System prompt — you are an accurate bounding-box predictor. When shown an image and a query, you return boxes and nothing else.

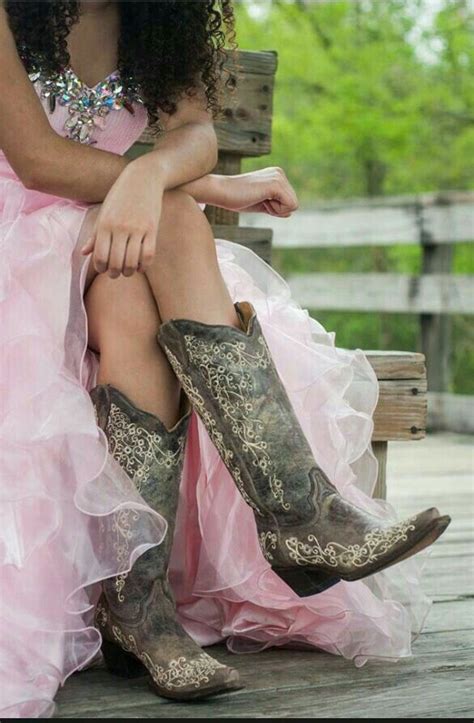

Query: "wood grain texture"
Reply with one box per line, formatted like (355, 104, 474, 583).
(138, 49, 278, 157)
(373, 379, 428, 441)
(421, 243, 454, 393)
(286, 272, 474, 315)
(241, 191, 474, 248)
(365, 351, 426, 380)
(365, 352, 428, 441)
(54, 629, 474, 718)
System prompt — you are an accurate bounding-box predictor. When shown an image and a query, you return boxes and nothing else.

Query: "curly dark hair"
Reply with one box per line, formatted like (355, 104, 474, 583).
(5, 0, 238, 132)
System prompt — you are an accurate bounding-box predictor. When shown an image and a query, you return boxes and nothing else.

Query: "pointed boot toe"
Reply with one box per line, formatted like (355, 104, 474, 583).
(336, 507, 452, 582)
(148, 658, 244, 701)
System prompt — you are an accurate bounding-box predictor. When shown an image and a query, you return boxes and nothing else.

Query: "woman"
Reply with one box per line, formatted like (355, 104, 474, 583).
(0, 0, 450, 717)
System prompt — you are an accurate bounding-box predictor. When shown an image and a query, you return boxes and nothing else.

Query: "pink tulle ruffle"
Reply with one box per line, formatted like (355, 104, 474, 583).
(1, 166, 433, 719)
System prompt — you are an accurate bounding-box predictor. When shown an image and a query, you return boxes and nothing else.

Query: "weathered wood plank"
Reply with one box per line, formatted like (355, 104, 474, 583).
(429, 541, 474, 558)
(138, 50, 278, 157)
(244, 204, 420, 249)
(426, 580, 474, 600)
(422, 195, 474, 245)
(373, 379, 427, 441)
(286, 272, 474, 315)
(423, 552, 473, 575)
(423, 597, 474, 634)
(365, 350, 426, 380)
(56, 675, 474, 719)
(220, 48, 279, 76)
(241, 191, 474, 248)
(54, 630, 474, 719)
(421, 242, 454, 393)
(213, 71, 277, 157)
(421, 559, 474, 599)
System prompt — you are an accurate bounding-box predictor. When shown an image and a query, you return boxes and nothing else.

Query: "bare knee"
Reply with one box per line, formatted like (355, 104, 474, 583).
(155, 189, 216, 263)
(85, 272, 160, 353)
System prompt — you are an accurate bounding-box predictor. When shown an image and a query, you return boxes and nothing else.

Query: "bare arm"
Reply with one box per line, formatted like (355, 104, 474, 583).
(0, 7, 216, 204)
(0, 7, 297, 225)
(0, 6, 130, 202)
(125, 79, 218, 192)
(81, 77, 219, 275)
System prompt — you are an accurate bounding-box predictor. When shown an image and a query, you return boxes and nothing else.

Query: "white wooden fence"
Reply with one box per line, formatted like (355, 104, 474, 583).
(241, 191, 474, 433)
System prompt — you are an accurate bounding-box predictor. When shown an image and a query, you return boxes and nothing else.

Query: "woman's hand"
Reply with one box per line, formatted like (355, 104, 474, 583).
(81, 160, 163, 278)
(219, 167, 299, 217)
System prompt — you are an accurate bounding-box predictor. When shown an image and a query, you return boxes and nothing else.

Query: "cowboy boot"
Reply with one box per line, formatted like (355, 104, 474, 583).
(157, 301, 451, 597)
(90, 384, 242, 700)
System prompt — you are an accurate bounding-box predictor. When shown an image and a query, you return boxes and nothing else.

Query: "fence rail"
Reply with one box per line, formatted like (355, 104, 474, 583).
(241, 190, 474, 433)
(247, 191, 474, 248)
(287, 272, 473, 315)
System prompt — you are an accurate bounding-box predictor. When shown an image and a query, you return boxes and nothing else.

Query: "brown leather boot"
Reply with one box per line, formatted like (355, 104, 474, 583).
(157, 301, 451, 597)
(90, 384, 242, 700)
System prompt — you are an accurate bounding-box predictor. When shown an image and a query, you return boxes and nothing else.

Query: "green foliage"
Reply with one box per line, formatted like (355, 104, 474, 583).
(236, 0, 474, 198)
(234, 1, 473, 394)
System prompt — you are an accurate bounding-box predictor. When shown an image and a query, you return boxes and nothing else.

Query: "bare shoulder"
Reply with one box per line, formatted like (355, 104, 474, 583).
(0, 4, 55, 180)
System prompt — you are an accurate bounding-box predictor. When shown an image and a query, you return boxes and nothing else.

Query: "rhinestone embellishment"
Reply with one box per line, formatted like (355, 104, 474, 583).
(28, 63, 143, 145)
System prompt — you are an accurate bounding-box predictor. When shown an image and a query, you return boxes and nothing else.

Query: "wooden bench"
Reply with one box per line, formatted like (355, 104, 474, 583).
(132, 49, 427, 501)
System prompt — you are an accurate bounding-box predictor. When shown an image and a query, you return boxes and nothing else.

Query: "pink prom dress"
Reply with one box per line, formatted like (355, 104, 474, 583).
(0, 67, 432, 718)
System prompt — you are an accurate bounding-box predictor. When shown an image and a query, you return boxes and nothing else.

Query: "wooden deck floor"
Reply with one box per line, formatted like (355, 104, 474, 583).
(54, 433, 474, 719)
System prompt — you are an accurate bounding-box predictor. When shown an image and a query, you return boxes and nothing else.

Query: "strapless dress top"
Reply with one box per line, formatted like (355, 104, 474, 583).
(28, 64, 149, 155)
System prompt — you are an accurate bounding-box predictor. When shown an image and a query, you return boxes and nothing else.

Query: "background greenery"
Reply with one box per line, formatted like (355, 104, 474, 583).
(234, 0, 474, 393)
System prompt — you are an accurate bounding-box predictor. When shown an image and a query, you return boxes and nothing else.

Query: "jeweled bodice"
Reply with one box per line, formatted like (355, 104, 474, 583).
(28, 65, 149, 155)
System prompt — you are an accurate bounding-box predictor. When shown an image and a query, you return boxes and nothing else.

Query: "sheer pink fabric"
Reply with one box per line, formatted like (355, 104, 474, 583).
(0, 83, 432, 718)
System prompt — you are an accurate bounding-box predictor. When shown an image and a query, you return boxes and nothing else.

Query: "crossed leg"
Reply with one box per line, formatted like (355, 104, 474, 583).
(82, 189, 240, 428)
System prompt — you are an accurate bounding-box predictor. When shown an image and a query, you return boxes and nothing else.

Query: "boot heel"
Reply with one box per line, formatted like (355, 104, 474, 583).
(275, 567, 341, 597)
(101, 638, 147, 679)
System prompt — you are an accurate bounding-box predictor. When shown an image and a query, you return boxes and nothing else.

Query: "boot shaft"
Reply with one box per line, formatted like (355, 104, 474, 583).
(90, 384, 191, 615)
(157, 303, 333, 526)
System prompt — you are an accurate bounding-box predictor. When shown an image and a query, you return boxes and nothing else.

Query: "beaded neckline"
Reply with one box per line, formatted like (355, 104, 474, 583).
(28, 62, 144, 145)
(64, 65, 120, 91)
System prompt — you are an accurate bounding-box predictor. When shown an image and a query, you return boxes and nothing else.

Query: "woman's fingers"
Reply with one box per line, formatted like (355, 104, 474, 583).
(273, 189, 297, 214)
(107, 232, 129, 278)
(263, 198, 292, 218)
(89, 222, 157, 278)
(92, 229, 112, 274)
(123, 234, 143, 276)
(139, 231, 157, 272)
(269, 170, 299, 215)
(263, 200, 276, 215)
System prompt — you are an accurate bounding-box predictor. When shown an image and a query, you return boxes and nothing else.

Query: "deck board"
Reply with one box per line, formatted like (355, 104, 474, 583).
(54, 433, 474, 719)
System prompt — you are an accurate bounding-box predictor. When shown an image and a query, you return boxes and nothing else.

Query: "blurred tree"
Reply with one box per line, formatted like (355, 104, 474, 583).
(234, 1, 474, 393)
(235, 0, 474, 200)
